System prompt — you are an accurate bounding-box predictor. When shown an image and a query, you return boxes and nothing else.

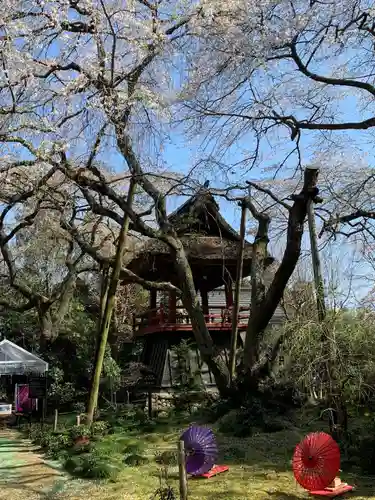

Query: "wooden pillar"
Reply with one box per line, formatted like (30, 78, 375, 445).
(168, 290, 177, 323)
(150, 289, 157, 309)
(224, 279, 233, 307)
(149, 289, 157, 324)
(201, 288, 209, 316)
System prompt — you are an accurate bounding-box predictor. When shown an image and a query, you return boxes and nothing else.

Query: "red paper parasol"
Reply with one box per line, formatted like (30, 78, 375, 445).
(292, 432, 341, 491)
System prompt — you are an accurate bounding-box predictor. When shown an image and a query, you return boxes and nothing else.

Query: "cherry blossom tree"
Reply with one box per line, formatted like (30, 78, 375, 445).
(183, 0, 375, 162)
(183, 0, 375, 298)
(0, 1, 234, 403)
(0, 0, 336, 401)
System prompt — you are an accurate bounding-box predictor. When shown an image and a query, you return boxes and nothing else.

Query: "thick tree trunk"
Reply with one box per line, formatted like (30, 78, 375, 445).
(37, 273, 77, 344)
(242, 168, 320, 386)
(246, 210, 270, 369)
(169, 237, 232, 398)
(86, 181, 135, 425)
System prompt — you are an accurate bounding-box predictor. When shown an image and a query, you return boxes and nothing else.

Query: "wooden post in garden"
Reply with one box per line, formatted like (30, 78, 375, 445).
(307, 196, 326, 322)
(306, 167, 345, 440)
(76, 414, 81, 426)
(53, 409, 58, 432)
(178, 440, 188, 500)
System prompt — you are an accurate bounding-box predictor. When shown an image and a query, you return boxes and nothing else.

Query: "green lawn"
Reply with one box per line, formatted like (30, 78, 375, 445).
(58, 421, 375, 500)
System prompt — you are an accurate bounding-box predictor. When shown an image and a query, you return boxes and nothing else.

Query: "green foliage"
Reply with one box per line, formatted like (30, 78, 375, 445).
(341, 415, 375, 474)
(217, 407, 256, 437)
(123, 441, 149, 466)
(65, 451, 121, 480)
(124, 453, 149, 466)
(27, 420, 123, 479)
(196, 396, 234, 422)
(102, 403, 160, 434)
(154, 450, 178, 467)
(45, 433, 71, 459)
(91, 420, 109, 437)
(49, 368, 78, 404)
(281, 310, 375, 408)
(69, 424, 91, 441)
(212, 392, 295, 437)
(73, 402, 86, 414)
(124, 442, 143, 455)
(0, 309, 39, 342)
(102, 351, 122, 392)
(28, 424, 71, 460)
(170, 340, 206, 413)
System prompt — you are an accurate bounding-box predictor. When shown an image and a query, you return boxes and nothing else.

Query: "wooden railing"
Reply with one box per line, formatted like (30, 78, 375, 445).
(133, 305, 250, 334)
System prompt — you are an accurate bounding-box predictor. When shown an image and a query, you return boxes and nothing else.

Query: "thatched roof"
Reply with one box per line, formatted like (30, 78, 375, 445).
(167, 189, 242, 241)
(125, 190, 274, 287)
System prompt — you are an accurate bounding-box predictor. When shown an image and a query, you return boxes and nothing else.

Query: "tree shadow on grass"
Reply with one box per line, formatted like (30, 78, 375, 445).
(0, 448, 37, 453)
(204, 492, 249, 499)
(0, 463, 41, 470)
(266, 493, 303, 499)
(0, 482, 65, 498)
(0, 440, 24, 446)
(216, 429, 300, 474)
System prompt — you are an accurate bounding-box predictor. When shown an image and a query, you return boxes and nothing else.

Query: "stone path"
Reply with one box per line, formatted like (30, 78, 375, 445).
(0, 431, 68, 499)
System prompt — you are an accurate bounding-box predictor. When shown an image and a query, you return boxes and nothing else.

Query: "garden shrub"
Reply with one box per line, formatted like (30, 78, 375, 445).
(123, 453, 149, 466)
(262, 414, 293, 433)
(91, 420, 109, 437)
(217, 408, 254, 437)
(72, 402, 86, 414)
(123, 440, 149, 466)
(199, 397, 237, 423)
(69, 424, 91, 442)
(215, 392, 293, 436)
(65, 452, 121, 480)
(44, 432, 71, 459)
(154, 450, 178, 466)
(27, 424, 71, 460)
(101, 404, 156, 433)
(26, 420, 124, 479)
(170, 340, 207, 414)
(140, 418, 158, 432)
(28, 423, 46, 444)
(348, 415, 375, 474)
(123, 442, 144, 455)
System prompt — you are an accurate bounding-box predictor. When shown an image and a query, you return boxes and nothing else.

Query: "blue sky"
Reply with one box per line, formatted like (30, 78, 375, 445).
(3, 7, 374, 308)
(154, 91, 375, 307)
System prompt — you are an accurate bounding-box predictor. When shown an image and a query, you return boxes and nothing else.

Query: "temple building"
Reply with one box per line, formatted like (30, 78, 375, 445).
(125, 189, 285, 394)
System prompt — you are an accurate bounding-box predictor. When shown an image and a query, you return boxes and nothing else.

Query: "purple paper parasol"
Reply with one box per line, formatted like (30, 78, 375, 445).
(180, 426, 218, 476)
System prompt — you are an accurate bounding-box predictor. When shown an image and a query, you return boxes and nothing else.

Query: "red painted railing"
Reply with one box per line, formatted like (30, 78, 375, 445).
(133, 305, 250, 335)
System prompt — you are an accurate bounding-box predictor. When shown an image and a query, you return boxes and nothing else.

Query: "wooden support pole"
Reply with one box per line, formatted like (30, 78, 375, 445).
(307, 198, 326, 322)
(150, 289, 157, 309)
(169, 290, 177, 323)
(224, 278, 233, 307)
(306, 172, 343, 439)
(229, 201, 247, 382)
(178, 440, 188, 500)
(148, 390, 152, 419)
(201, 288, 209, 316)
(53, 409, 58, 432)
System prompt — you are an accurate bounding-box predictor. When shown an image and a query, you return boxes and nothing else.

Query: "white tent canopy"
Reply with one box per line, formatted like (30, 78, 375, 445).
(0, 340, 48, 375)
